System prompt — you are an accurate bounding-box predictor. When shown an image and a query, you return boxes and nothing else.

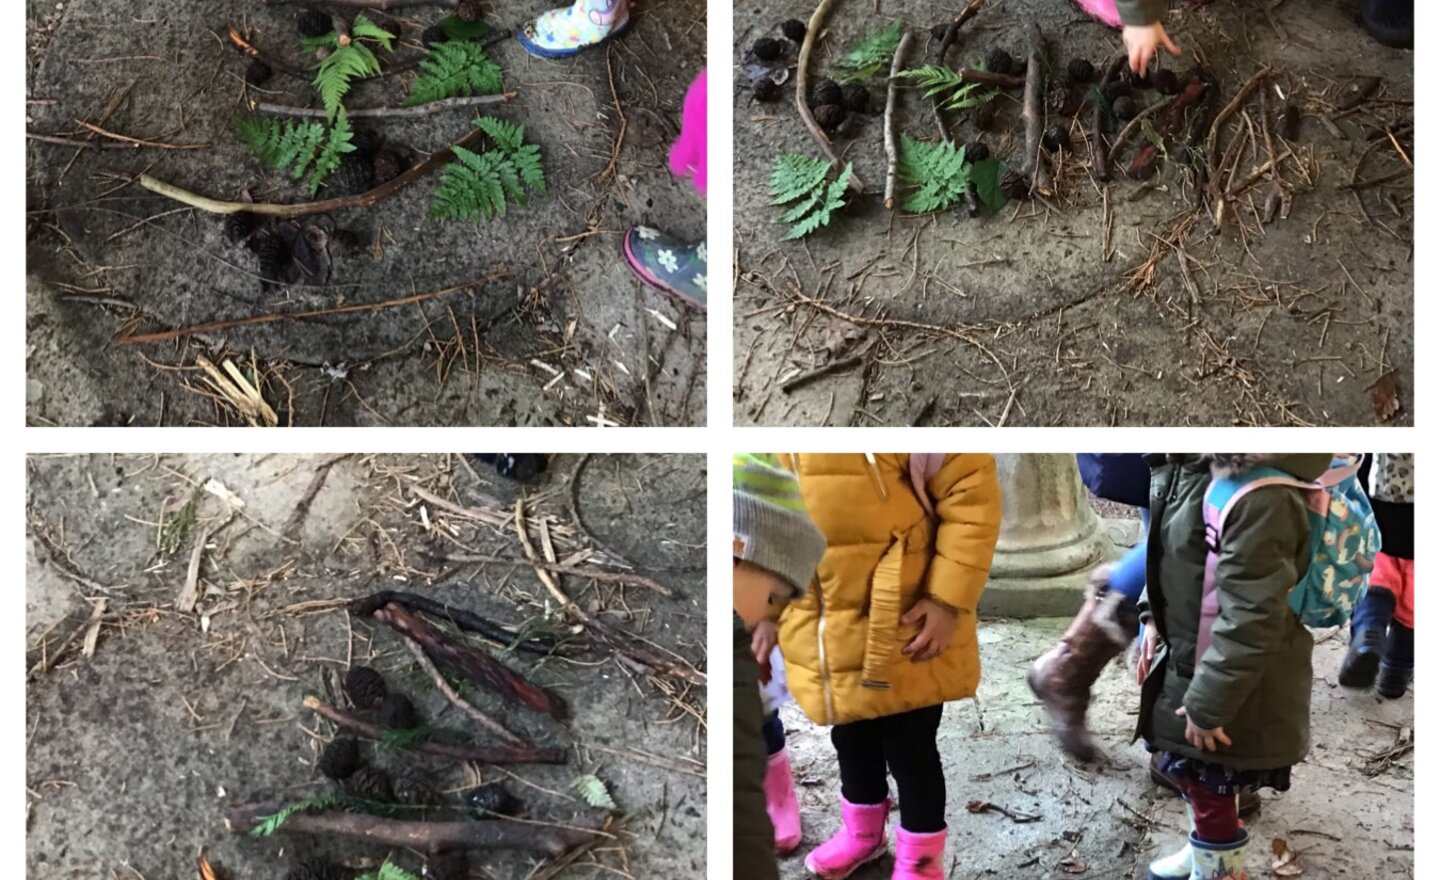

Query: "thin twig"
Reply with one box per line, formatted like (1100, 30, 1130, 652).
(593, 45, 626, 185)
(74, 121, 207, 150)
(302, 695, 567, 763)
(401, 636, 531, 748)
(883, 32, 912, 209)
(114, 268, 509, 345)
(435, 552, 674, 597)
(253, 93, 516, 119)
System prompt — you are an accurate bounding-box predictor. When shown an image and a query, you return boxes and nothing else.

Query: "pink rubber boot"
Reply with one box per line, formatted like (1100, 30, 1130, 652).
(765, 749, 803, 855)
(1073, 0, 1122, 28)
(804, 797, 889, 879)
(892, 827, 947, 880)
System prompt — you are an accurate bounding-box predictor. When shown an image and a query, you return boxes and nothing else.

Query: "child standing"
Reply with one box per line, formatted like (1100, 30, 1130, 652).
(778, 454, 1002, 880)
(1341, 452, 1415, 698)
(1136, 454, 1329, 879)
(733, 454, 829, 880)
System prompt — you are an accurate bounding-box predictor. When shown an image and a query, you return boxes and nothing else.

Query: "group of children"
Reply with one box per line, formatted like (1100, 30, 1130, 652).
(734, 453, 1412, 880)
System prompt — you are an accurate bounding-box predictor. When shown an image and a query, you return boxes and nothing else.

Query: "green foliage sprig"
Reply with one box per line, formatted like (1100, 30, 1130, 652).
(572, 774, 618, 810)
(249, 795, 341, 837)
(235, 110, 356, 195)
(894, 64, 1000, 112)
(404, 41, 504, 107)
(431, 117, 546, 221)
(305, 14, 396, 120)
(769, 153, 853, 240)
(834, 22, 904, 84)
(356, 863, 422, 880)
(897, 136, 1008, 214)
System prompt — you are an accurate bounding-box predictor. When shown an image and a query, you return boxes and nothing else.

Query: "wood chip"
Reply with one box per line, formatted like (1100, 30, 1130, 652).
(81, 598, 107, 658)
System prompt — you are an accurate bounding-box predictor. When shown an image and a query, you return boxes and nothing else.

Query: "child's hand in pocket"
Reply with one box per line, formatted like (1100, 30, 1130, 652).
(1137, 623, 1159, 685)
(901, 598, 957, 662)
(1176, 707, 1232, 752)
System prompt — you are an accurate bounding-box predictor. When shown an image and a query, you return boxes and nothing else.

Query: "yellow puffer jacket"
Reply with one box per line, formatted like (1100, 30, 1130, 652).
(778, 454, 1002, 726)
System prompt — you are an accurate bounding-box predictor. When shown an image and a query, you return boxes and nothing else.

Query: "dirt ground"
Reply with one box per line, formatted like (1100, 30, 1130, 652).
(733, 0, 1412, 426)
(26, 1, 706, 427)
(772, 617, 1414, 878)
(25, 453, 707, 878)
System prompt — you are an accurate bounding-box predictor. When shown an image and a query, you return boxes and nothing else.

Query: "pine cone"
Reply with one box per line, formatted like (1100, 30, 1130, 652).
(465, 781, 522, 816)
(752, 37, 782, 62)
(780, 19, 806, 43)
(317, 736, 362, 780)
(286, 858, 343, 880)
(985, 48, 1013, 76)
(456, 0, 485, 22)
(382, 692, 420, 730)
(327, 154, 375, 197)
(349, 128, 380, 159)
(371, 148, 406, 186)
(809, 78, 841, 109)
(1067, 58, 1095, 83)
(346, 765, 395, 802)
(1000, 170, 1030, 200)
(344, 665, 388, 709)
(223, 211, 259, 244)
(254, 232, 292, 292)
(297, 10, 332, 38)
(813, 104, 846, 132)
(841, 83, 869, 113)
(422, 25, 448, 48)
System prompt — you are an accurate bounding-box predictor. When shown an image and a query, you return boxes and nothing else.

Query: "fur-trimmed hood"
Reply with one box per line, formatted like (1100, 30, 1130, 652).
(1198, 453, 1333, 481)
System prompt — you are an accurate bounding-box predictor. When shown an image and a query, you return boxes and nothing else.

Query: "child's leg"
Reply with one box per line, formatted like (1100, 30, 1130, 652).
(762, 710, 786, 756)
(830, 717, 888, 805)
(518, 0, 631, 59)
(1378, 617, 1414, 698)
(1178, 780, 1241, 844)
(880, 705, 946, 832)
(1340, 576, 1397, 688)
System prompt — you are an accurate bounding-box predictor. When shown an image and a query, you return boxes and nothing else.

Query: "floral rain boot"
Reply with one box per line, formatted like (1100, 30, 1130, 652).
(804, 797, 889, 879)
(765, 749, 803, 854)
(892, 827, 946, 880)
(622, 226, 707, 310)
(518, 0, 631, 58)
(1188, 829, 1250, 880)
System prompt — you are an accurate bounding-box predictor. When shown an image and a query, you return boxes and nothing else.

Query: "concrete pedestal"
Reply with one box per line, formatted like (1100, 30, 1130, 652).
(978, 454, 1121, 618)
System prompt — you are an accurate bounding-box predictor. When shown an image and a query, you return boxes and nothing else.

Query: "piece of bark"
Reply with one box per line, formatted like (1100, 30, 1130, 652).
(302, 695, 568, 763)
(373, 603, 569, 720)
(350, 590, 559, 654)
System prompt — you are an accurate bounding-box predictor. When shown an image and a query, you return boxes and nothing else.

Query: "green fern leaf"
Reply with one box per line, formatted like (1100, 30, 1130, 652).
(777, 190, 825, 223)
(834, 21, 903, 84)
(898, 136, 973, 213)
(356, 862, 423, 880)
(431, 118, 545, 222)
(969, 157, 1008, 210)
(350, 13, 397, 51)
(573, 774, 618, 810)
(769, 152, 831, 205)
(249, 795, 339, 837)
(378, 722, 432, 751)
(301, 32, 340, 53)
(438, 15, 492, 41)
(308, 110, 356, 195)
(315, 42, 382, 121)
(405, 41, 503, 106)
(895, 65, 999, 112)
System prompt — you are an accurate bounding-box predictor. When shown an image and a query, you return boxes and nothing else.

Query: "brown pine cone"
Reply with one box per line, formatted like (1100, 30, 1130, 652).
(344, 666, 387, 709)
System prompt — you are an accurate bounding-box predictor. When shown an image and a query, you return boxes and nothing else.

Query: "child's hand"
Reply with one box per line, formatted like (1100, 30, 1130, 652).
(1175, 707, 1232, 752)
(901, 597, 957, 662)
(1137, 623, 1159, 685)
(751, 618, 778, 665)
(1123, 23, 1181, 75)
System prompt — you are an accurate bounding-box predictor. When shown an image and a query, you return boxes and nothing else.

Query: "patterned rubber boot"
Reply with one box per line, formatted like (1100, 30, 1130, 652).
(518, 0, 630, 58)
(622, 227, 707, 310)
(803, 797, 889, 879)
(1146, 804, 1194, 880)
(1188, 828, 1250, 879)
(892, 827, 946, 880)
(765, 749, 803, 855)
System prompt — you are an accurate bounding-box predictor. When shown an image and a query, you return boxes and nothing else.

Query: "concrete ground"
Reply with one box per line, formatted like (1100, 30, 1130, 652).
(733, 0, 1412, 426)
(25, 454, 706, 879)
(771, 620, 1414, 879)
(26, 0, 706, 426)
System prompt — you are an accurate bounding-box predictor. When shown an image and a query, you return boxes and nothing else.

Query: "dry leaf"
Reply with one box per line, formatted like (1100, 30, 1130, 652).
(1370, 373, 1401, 422)
(198, 852, 223, 880)
(1271, 836, 1302, 875)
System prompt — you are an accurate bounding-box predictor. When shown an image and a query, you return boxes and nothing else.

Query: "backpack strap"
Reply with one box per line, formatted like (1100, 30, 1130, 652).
(909, 454, 946, 516)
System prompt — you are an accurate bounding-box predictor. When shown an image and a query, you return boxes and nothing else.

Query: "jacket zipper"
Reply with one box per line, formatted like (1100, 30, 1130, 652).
(788, 454, 837, 725)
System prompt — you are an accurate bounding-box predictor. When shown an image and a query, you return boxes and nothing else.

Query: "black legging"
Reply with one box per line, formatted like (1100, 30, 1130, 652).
(831, 704, 946, 833)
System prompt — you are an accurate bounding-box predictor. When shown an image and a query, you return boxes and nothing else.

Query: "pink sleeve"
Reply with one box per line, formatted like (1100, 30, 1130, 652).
(668, 69, 706, 197)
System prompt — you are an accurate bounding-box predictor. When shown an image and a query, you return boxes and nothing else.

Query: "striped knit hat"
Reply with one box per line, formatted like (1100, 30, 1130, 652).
(733, 454, 826, 598)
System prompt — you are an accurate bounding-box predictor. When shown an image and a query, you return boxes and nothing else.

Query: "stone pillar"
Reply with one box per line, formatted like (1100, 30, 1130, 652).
(978, 454, 1119, 618)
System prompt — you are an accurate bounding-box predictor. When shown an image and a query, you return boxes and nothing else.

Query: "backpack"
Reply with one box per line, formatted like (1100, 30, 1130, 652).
(1197, 454, 1381, 659)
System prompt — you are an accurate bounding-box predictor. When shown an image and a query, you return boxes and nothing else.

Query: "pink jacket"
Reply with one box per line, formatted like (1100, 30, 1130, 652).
(668, 69, 706, 196)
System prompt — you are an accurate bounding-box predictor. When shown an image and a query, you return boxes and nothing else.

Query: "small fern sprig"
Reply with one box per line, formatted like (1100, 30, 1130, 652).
(350, 13, 397, 51)
(769, 153, 853, 240)
(572, 774, 618, 810)
(249, 794, 340, 837)
(356, 862, 423, 880)
(431, 116, 546, 221)
(896, 135, 1008, 213)
(404, 41, 504, 106)
(307, 15, 395, 121)
(894, 64, 1000, 111)
(834, 21, 904, 84)
(235, 111, 355, 195)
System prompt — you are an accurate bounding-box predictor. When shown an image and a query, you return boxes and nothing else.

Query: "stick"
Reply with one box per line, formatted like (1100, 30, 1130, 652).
(1204, 67, 1276, 171)
(400, 636, 531, 747)
(139, 125, 490, 217)
(1020, 23, 1048, 194)
(253, 93, 516, 119)
(933, 0, 986, 66)
(262, 0, 457, 8)
(795, 0, 864, 191)
(224, 801, 600, 856)
(282, 455, 348, 543)
(1091, 54, 1125, 180)
(73, 121, 207, 150)
(349, 590, 561, 654)
(373, 603, 570, 720)
(114, 268, 508, 346)
(782, 355, 864, 392)
(428, 553, 673, 597)
(302, 695, 568, 762)
(883, 32, 912, 210)
(227, 26, 313, 78)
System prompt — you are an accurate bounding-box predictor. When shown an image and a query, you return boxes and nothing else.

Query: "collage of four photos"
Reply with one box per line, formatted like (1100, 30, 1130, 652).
(23, 0, 1416, 878)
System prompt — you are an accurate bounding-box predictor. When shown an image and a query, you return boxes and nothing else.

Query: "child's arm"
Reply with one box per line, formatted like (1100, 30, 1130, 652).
(919, 454, 1003, 620)
(1182, 491, 1309, 735)
(1117, 0, 1181, 74)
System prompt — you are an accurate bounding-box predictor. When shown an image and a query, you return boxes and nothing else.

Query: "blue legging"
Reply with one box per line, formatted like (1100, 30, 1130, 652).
(1110, 509, 1149, 607)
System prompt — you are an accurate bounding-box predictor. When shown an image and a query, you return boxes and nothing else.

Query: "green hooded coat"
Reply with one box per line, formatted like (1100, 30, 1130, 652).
(1135, 453, 1331, 771)
(1116, 0, 1168, 27)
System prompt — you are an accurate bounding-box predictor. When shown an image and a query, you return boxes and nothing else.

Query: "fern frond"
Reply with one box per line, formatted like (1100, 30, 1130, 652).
(894, 65, 999, 112)
(769, 153, 831, 206)
(301, 33, 340, 53)
(573, 774, 618, 810)
(898, 136, 969, 213)
(430, 117, 546, 222)
(379, 722, 432, 751)
(236, 114, 355, 194)
(315, 42, 382, 121)
(834, 21, 903, 84)
(308, 110, 356, 194)
(404, 41, 503, 107)
(351, 13, 397, 51)
(770, 153, 852, 239)
(438, 15, 492, 41)
(356, 862, 423, 880)
(249, 795, 340, 837)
